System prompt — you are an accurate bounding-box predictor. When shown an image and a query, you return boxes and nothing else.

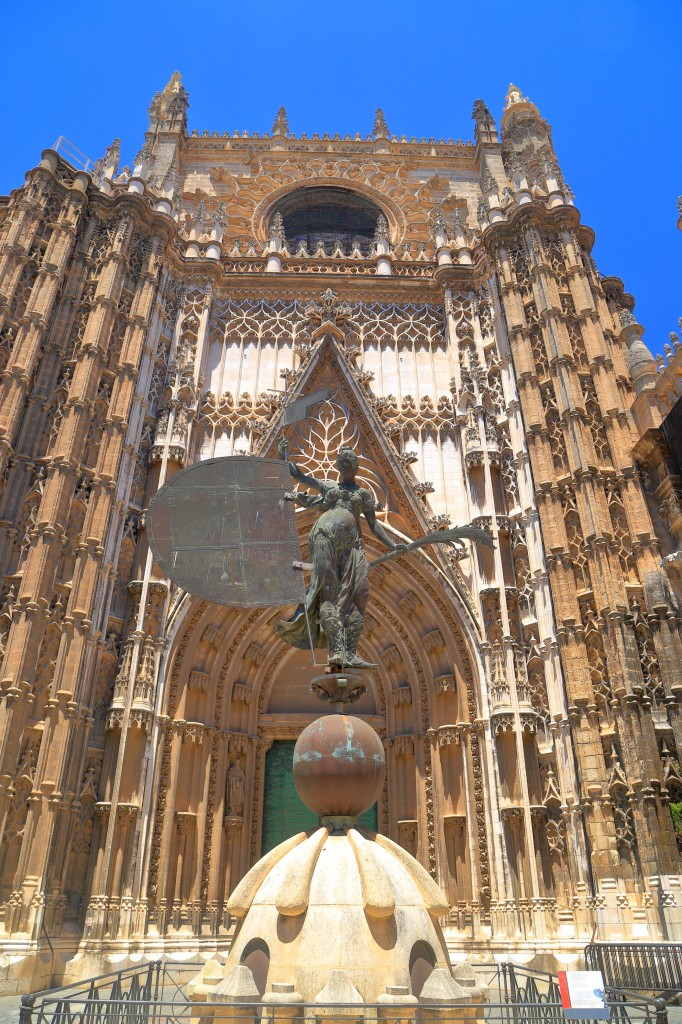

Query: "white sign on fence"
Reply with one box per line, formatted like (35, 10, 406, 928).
(558, 970, 609, 1020)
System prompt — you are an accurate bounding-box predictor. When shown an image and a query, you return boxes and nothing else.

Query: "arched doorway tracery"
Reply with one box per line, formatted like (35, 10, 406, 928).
(145, 543, 491, 940)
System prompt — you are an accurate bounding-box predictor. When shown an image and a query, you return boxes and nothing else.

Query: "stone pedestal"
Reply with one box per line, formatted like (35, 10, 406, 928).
(262, 981, 304, 1024)
(377, 984, 418, 1023)
(419, 969, 486, 1023)
(191, 963, 259, 1024)
(314, 972, 364, 1024)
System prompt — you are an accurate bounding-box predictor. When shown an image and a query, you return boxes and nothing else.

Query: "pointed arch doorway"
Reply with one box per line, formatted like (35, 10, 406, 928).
(146, 423, 489, 939)
(258, 646, 382, 853)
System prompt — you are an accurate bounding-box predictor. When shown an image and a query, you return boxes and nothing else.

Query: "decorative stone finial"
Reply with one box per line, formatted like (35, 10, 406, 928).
(374, 213, 389, 244)
(619, 309, 657, 395)
(481, 165, 498, 196)
(272, 106, 289, 135)
(149, 71, 189, 133)
(472, 99, 498, 143)
(373, 108, 389, 139)
(212, 203, 227, 231)
(133, 138, 153, 171)
(505, 83, 527, 109)
(92, 138, 120, 184)
(432, 207, 449, 253)
(164, 70, 186, 96)
(451, 205, 469, 242)
(619, 308, 637, 328)
(472, 99, 493, 125)
(268, 211, 286, 241)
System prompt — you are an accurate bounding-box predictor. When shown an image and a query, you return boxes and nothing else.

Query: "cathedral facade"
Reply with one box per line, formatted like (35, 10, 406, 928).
(0, 75, 681, 993)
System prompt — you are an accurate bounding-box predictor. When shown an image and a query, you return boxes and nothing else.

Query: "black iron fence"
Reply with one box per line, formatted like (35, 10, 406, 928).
(19, 960, 165, 1024)
(20, 960, 669, 1024)
(585, 944, 682, 999)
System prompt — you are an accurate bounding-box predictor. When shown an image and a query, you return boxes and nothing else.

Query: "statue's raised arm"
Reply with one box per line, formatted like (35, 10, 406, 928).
(277, 435, 326, 494)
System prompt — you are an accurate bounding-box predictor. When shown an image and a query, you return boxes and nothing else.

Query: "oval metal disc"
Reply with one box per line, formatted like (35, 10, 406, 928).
(147, 456, 304, 608)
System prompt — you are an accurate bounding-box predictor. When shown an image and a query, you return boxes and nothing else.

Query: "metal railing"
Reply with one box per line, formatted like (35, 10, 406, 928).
(18, 959, 676, 1024)
(19, 1000, 595, 1024)
(605, 990, 671, 1024)
(20, 960, 165, 1024)
(500, 963, 563, 1022)
(51, 136, 95, 173)
(585, 944, 682, 1000)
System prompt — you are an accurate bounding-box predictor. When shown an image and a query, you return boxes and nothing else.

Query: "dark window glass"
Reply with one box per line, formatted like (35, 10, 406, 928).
(272, 187, 381, 256)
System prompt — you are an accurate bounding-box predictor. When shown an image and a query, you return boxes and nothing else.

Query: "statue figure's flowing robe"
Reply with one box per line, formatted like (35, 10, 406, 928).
(274, 485, 371, 649)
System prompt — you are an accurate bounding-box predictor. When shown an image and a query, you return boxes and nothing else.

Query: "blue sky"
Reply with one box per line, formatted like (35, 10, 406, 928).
(2, 1, 680, 354)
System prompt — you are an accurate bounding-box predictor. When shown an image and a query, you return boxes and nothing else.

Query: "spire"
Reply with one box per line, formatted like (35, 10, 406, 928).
(431, 206, 448, 243)
(148, 91, 163, 128)
(92, 138, 120, 185)
(272, 106, 289, 135)
(373, 214, 389, 244)
(504, 83, 527, 110)
(619, 308, 657, 396)
(372, 108, 389, 139)
(212, 203, 227, 233)
(268, 211, 286, 243)
(133, 137, 153, 172)
(500, 82, 565, 198)
(165, 70, 187, 99)
(471, 99, 498, 144)
(107, 138, 121, 170)
(501, 82, 542, 129)
(148, 71, 189, 133)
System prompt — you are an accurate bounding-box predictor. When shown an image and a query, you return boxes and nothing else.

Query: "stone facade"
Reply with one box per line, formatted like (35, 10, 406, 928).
(0, 75, 680, 993)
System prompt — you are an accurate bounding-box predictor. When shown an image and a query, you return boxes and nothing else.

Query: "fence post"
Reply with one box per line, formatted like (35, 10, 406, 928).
(19, 994, 36, 1024)
(654, 997, 668, 1024)
(501, 964, 510, 1004)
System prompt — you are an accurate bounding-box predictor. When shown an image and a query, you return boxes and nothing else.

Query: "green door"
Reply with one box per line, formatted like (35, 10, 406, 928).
(262, 740, 378, 854)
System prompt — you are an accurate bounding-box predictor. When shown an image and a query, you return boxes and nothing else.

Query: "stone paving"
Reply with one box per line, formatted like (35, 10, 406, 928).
(0, 994, 22, 1024)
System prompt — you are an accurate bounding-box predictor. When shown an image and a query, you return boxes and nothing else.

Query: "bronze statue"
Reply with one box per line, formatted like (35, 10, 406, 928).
(147, 422, 494, 681)
(275, 436, 493, 671)
(275, 437, 405, 669)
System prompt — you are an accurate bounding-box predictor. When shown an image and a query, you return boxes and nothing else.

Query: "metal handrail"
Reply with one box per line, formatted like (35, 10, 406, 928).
(15, 962, 591, 1024)
(604, 987, 671, 1024)
(50, 136, 95, 173)
(20, 959, 164, 1024)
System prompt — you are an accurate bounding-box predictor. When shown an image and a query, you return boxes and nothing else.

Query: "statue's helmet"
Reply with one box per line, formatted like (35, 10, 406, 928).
(336, 446, 360, 471)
